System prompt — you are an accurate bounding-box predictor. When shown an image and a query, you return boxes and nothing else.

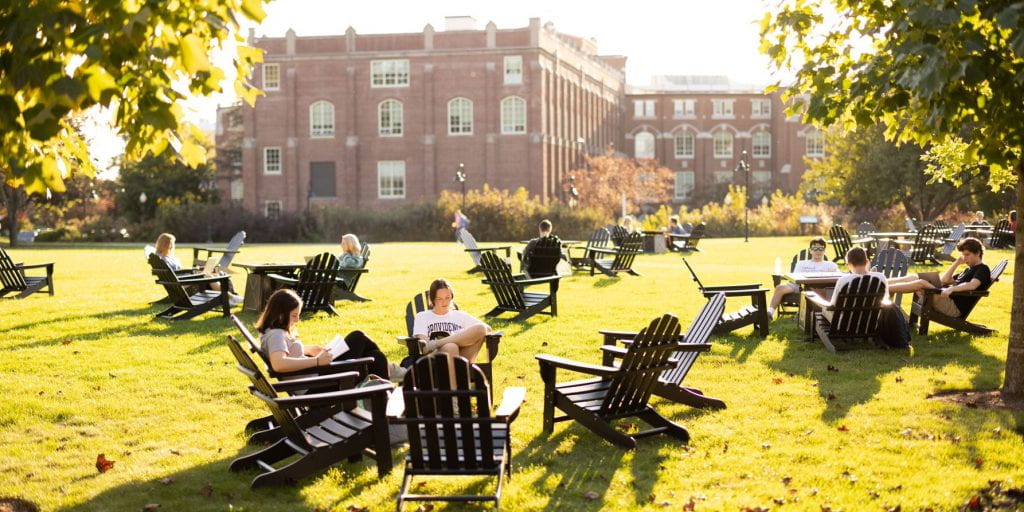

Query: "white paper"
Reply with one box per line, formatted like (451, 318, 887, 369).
(324, 334, 349, 356)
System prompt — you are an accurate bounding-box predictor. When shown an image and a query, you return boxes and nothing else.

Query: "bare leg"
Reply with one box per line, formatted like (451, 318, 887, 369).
(436, 324, 487, 363)
(769, 283, 797, 310)
(886, 273, 920, 286)
(888, 279, 935, 294)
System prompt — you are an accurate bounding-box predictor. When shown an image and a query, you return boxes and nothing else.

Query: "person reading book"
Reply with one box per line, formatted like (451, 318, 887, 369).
(255, 288, 398, 380)
(766, 237, 840, 319)
(413, 278, 490, 363)
(886, 237, 992, 318)
(153, 232, 242, 305)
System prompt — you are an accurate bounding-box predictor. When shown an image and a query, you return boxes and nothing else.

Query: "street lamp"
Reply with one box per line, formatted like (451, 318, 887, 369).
(734, 150, 750, 242)
(454, 163, 467, 209)
(138, 191, 147, 221)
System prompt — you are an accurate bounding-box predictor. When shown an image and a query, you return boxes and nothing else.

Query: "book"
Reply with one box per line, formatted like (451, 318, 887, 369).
(324, 334, 350, 356)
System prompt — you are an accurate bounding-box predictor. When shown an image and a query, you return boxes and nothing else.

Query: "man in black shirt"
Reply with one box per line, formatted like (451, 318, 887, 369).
(887, 237, 992, 317)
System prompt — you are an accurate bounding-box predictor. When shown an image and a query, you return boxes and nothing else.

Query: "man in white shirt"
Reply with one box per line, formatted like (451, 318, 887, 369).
(767, 237, 840, 319)
(816, 247, 889, 321)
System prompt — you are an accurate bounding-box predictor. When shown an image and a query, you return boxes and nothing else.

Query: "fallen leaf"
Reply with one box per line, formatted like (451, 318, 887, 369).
(143, 504, 160, 511)
(974, 458, 984, 469)
(122, 451, 132, 457)
(416, 481, 427, 489)
(414, 506, 433, 512)
(200, 483, 213, 498)
(346, 506, 369, 512)
(761, 442, 771, 449)
(965, 496, 982, 510)
(827, 390, 837, 401)
(895, 376, 904, 383)
(583, 490, 600, 501)
(683, 498, 697, 511)
(95, 454, 114, 473)
(869, 489, 880, 499)
(108, 373, 117, 379)
(158, 477, 174, 485)
(541, 342, 548, 347)
(772, 377, 783, 384)
(993, 427, 1002, 437)
(837, 425, 849, 432)
(772, 497, 786, 505)
(62, 339, 72, 345)
(885, 505, 901, 512)
(38, 391, 44, 396)
(781, 476, 792, 485)
(56, 445, 66, 451)
(647, 493, 656, 502)
(170, 449, 182, 456)
(827, 364, 838, 372)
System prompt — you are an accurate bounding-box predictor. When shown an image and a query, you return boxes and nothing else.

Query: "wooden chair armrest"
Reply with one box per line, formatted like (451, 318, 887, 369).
(266, 273, 299, 285)
(804, 292, 832, 309)
(464, 246, 512, 253)
(702, 287, 767, 298)
(589, 247, 619, 255)
(667, 233, 691, 240)
(599, 346, 628, 358)
(494, 387, 526, 421)
(17, 262, 54, 271)
(270, 357, 373, 379)
(535, 354, 618, 376)
(271, 383, 393, 408)
(510, 275, 561, 286)
(159, 274, 229, 286)
(269, 371, 362, 393)
(670, 342, 713, 352)
(336, 268, 370, 275)
(598, 329, 640, 341)
(701, 283, 763, 291)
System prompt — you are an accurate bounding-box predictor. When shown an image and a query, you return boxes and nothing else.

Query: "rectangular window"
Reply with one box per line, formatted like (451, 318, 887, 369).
(264, 200, 282, 219)
(713, 132, 733, 158)
(501, 97, 526, 134)
(713, 171, 732, 183)
(263, 147, 281, 175)
(673, 99, 695, 118)
(309, 162, 336, 198)
(263, 64, 280, 91)
(712, 99, 734, 118)
(752, 131, 771, 158)
(371, 60, 410, 87)
(674, 132, 694, 158)
(674, 171, 694, 199)
(377, 161, 406, 199)
(504, 56, 523, 85)
(806, 131, 825, 157)
(633, 99, 656, 119)
(751, 99, 771, 118)
(230, 179, 243, 201)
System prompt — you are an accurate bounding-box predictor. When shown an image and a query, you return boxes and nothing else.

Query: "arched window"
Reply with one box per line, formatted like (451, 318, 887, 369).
(379, 99, 403, 136)
(806, 129, 825, 157)
(673, 130, 694, 158)
(309, 101, 334, 137)
(634, 132, 655, 159)
(500, 96, 526, 134)
(752, 130, 771, 157)
(713, 130, 733, 158)
(448, 97, 473, 135)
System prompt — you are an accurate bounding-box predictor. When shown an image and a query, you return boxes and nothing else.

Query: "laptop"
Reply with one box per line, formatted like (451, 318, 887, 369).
(202, 256, 220, 275)
(918, 271, 942, 288)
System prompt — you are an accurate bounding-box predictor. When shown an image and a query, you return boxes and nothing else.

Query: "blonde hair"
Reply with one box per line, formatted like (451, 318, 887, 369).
(155, 233, 175, 256)
(340, 233, 361, 256)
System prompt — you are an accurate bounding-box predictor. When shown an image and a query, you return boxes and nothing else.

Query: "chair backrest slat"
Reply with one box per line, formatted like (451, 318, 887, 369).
(226, 334, 310, 449)
(612, 232, 643, 270)
(661, 293, 725, 384)
(600, 314, 681, 415)
(911, 225, 941, 262)
(939, 224, 966, 257)
(827, 275, 886, 337)
(148, 254, 194, 305)
(609, 225, 629, 246)
(295, 253, 340, 311)
(479, 252, 526, 309)
(216, 230, 247, 268)
(458, 230, 482, 265)
(829, 225, 853, 261)
(524, 236, 562, 277)
(991, 220, 1013, 248)
(684, 223, 706, 250)
(0, 247, 27, 290)
(870, 248, 909, 279)
(856, 222, 878, 237)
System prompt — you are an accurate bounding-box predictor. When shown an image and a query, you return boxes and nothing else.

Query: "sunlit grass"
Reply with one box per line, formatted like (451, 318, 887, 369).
(0, 238, 1019, 511)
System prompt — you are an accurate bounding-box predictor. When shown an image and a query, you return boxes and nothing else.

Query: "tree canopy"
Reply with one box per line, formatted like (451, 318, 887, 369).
(570, 152, 674, 218)
(0, 0, 266, 195)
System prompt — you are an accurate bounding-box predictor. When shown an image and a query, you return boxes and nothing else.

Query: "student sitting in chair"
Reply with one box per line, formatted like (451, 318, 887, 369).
(816, 247, 889, 321)
(153, 232, 242, 305)
(413, 278, 490, 364)
(521, 219, 562, 271)
(766, 237, 840, 319)
(337, 233, 364, 287)
(887, 237, 992, 319)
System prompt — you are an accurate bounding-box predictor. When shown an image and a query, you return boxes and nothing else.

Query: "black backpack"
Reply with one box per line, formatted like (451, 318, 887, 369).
(878, 305, 911, 348)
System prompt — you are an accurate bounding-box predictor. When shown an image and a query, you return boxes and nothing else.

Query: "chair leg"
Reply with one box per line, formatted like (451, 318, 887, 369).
(637, 409, 690, 443)
(655, 382, 726, 409)
(538, 362, 556, 434)
(562, 403, 636, 449)
(815, 320, 837, 354)
(396, 471, 412, 512)
(229, 438, 294, 472)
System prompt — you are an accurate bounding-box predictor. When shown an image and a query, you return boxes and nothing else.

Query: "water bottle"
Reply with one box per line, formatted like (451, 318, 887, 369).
(774, 257, 782, 276)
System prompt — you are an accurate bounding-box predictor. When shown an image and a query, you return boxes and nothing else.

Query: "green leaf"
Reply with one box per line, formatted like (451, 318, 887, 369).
(85, 67, 117, 103)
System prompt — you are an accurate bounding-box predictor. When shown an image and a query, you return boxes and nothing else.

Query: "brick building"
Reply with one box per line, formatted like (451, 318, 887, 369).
(215, 17, 820, 216)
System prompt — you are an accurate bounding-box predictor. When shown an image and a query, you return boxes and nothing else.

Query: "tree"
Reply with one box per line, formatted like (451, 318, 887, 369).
(0, 0, 266, 195)
(115, 152, 217, 223)
(569, 152, 675, 218)
(803, 124, 988, 220)
(762, 0, 1024, 397)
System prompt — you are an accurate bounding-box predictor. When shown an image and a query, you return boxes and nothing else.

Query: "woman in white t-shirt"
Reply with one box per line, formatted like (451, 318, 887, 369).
(413, 278, 490, 363)
(767, 237, 840, 318)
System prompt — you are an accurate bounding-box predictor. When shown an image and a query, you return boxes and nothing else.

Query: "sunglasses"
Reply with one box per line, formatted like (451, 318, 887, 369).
(810, 247, 826, 252)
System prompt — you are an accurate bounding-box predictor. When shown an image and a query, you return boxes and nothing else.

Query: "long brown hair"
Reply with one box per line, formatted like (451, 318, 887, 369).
(255, 289, 302, 333)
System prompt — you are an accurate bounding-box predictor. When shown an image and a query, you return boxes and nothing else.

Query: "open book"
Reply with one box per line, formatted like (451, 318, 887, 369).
(324, 334, 350, 357)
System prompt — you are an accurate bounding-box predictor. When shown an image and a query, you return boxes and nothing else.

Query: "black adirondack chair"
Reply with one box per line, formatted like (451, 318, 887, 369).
(536, 314, 698, 449)
(937, 224, 966, 261)
(479, 251, 559, 321)
(192, 230, 246, 269)
(771, 250, 832, 317)
(268, 252, 340, 316)
(590, 231, 643, 277)
(231, 315, 373, 381)
(0, 247, 54, 299)
(869, 247, 909, 306)
(988, 220, 1013, 249)
(903, 224, 942, 265)
(396, 292, 503, 388)
(906, 217, 919, 232)
(521, 236, 563, 280)
(683, 258, 769, 337)
(569, 227, 611, 271)
(805, 275, 888, 353)
(856, 222, 878, 237)
(228, 363, 393, 487)
(335, 243, 372, 302)
(599, 293, 727, 409)
(148, 254, 231, 320)
(668, 222, 706, 252)
(909, 259, 1009, 335)
(608, 225, 629, 246)
(394, 353, 525, 510)
(828, 225, 874, 263)
(457, 229, 512, 274)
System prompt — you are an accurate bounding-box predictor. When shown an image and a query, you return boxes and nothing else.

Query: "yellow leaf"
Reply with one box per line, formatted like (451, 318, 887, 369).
(235, 81, 264, 107)
(41, 156, 67, 193)
(236, 45, 264, 64)
(85, 67, 117, 102)
(241, 0, 266, 23)
(203, 67, 225, 90)
(179, 138, 206, 168)
(180, 34, 211, 74)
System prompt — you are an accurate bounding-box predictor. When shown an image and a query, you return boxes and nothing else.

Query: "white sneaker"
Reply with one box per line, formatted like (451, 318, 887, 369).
(417, 338, 438, 355)
(389, 363, 408, 383)
(228, 293, 243, 306)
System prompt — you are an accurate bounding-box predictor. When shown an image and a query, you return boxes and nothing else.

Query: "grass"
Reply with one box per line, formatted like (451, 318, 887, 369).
(0, 237, 1020, 511)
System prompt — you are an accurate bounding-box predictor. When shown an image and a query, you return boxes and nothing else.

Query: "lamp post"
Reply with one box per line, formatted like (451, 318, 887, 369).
(454, 163, 467, 209)
(138, 191, 147, 221)
(734, 150, 750, 242)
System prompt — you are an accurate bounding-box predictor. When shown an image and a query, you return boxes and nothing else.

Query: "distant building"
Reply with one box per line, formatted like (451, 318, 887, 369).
(215, 18, 820, 217)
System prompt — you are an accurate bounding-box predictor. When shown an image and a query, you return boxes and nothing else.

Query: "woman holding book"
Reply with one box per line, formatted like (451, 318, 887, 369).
(255, 288, 397, 379)
(413, 278, 490, 363)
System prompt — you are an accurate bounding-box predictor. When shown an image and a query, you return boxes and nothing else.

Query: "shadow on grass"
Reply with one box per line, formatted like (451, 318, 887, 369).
(516, 426, 629, 510)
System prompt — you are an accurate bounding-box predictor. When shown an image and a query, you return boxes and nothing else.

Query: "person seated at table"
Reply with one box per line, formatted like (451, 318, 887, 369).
(664, 216, 687, 246)
(812, 247, 889, 321)
(621, 215, 637, 234)
(413, 278, 490, 364)
(153, 233, 242, 305)
(337, 233, 364, 287)
(969, 210, 989, 226)
(887, 237, 992, 318)
(766, 237, 839, 319)
(521, 219, 562, 269)
(256, 288, 400, 381)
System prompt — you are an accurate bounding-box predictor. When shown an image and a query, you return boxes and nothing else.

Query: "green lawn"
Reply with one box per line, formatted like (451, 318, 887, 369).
(0, 238, 1019, 511)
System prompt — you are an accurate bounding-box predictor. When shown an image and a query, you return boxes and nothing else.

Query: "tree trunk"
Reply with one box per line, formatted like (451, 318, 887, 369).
(1, 185, 20, 247)
(1001, 158, 1024, 397)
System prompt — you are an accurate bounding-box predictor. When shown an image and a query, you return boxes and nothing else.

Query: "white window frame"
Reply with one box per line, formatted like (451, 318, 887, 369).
(806, 130, 825, 157)
(713, 131, 733, 159)
(263, 147, 282, 175)
(500, 96, 526, 134)
(309, 100, 335, 138)
(633, 99, 656, 119)
(377, 161, 406, 199)
(263, 63, 280, 91)
(673, 99, 695, 118)
(752, 130, 771, 158)
(674, 171, 694, 200)
(378, 99, 404, 137)
(503, 56, 523, 85)
(370, 59, 410, 88)
(674, 131, 695, 159)
(712, 99, 734, 119)
(634, 132, 656, 159)
(230, 179, 244, 201)
(447, 97, 473, 135)
(751, 98, 771, 118)
(264, 200, 282, 219)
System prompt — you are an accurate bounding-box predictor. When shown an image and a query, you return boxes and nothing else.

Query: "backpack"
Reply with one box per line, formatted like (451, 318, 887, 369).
(878, 305, 911, 348)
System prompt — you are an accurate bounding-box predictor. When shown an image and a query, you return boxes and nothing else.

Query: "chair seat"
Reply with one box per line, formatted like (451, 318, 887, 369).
(303, 409, 374, 448)
(406, 424, 509, 472)
(521, 292, 550, 305)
